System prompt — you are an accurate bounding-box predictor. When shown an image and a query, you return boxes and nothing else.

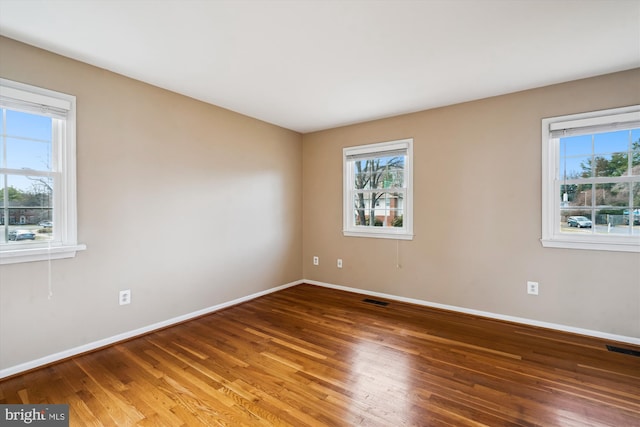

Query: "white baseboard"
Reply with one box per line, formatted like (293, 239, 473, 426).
(2, 278, 637, 380)
(304, 279, 640, 346)
(0, 279, 303, 380)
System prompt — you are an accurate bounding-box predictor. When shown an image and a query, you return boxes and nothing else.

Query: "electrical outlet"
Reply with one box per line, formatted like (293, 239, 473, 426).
(527, 281, 539, 295)
(119, 289, 131, 305)
(337, 259, 343, 268)
(313, 256, 319, 266)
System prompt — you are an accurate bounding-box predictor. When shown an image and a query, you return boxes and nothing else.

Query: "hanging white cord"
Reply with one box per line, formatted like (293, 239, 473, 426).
(47, 241, 53, 299)
(396, 240, 401, 269)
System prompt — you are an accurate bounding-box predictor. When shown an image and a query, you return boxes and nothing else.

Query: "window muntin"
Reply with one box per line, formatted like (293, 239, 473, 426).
(542, 106, 640, 252)
(0, 78, 84, 264)
(343, 139, 413, 240)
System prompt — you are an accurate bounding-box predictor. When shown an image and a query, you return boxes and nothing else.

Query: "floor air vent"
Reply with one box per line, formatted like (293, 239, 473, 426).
(362, 298, 389, 307)
(606, 345, 640, 357)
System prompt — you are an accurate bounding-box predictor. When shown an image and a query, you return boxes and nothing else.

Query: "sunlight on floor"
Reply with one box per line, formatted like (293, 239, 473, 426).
(346, 339, 413, 425)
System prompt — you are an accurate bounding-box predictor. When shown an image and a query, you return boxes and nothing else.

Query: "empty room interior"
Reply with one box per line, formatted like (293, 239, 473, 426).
(0, 1, 639, 426)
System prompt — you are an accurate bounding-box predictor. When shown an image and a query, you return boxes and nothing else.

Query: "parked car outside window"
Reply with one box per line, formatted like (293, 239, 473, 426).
(567, 216, 593, 228)
(8, 230, 36, 241)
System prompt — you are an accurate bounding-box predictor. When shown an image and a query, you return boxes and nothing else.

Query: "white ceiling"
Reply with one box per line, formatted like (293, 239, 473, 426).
(0, 0, 638, 133)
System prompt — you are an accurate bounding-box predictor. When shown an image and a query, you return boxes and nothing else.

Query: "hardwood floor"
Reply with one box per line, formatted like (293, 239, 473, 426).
(1, 284, 639, 426)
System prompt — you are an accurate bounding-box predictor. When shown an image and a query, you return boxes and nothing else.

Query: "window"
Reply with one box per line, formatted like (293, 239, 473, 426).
(0, 78, 85, 264)
(541, 105, 640, 252)
(343, 138, 413, 240)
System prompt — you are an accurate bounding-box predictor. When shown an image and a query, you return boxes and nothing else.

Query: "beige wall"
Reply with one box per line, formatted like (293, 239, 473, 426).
(0, 37, 302, 370)
(1, 35, 638, 374)
(303, 68, 640, 339)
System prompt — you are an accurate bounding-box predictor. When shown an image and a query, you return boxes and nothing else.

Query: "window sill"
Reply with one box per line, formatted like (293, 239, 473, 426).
(0, 243, 87, 265)
(343, 230, 414, 240)
(540, 238, 639, 253)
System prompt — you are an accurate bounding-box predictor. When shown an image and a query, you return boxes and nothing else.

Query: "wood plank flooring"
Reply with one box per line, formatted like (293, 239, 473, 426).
(1, 284, 639, 426)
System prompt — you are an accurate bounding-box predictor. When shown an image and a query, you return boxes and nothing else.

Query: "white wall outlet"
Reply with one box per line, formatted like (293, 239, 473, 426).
(527, 281, 539, 295)
(119, 289, 131, 305)
(337, 259, 343, 268)
(313, 256, 319, 266)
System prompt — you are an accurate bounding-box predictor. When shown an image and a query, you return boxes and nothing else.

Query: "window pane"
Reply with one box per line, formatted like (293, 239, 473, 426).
(378, 192, 404, 227)
(353, 193, 382, 226)
(594, 153, 629, 177)
(595, 182, 629, 207)
(381, 168, 404, 189)
(353, 192, 370, 226)
(354, 163, 372, 190)
(352, 156, 405, 190)
(589, 182, 640, 235)
(596, 208, 640, 236)
(6, 137, 52, 171)
(560, 134, 592, 157)
(559, 154, 592, 178)
(575, 186, 593, 207)
(3, 174, 53, 243)
(594, 130, 630, 154)
(559, 183, 578, 206)
(352, 191, 404, 227)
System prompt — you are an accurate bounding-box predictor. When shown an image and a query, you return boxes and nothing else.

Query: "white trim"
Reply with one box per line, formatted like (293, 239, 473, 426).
(0, 280, 303, 379)
(540, 237, 640, 252)
(342, 230, 415, 240)
(0, 244, 87, 265)
(304, 279, 640, 346)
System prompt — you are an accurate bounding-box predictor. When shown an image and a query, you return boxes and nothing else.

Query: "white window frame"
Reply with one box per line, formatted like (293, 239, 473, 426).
(343, 138, 414, 240)
(0, 78, 85, 264)
(541, 105, 640, 253)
